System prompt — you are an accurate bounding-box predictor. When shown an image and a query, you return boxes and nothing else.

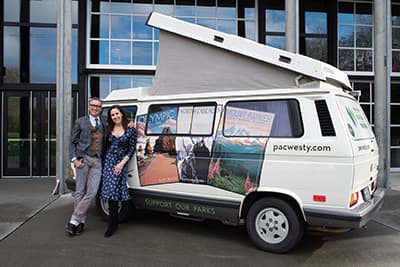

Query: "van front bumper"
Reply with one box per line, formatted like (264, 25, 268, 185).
(303, 188, 385, 228)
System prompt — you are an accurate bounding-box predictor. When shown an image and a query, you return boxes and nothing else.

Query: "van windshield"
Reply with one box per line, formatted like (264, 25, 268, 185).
(336, 95, 374, 140)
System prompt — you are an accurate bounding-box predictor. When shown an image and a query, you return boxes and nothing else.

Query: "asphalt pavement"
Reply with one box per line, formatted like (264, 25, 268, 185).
(0, 175, 400, 266)
(0, 178, 59, 241)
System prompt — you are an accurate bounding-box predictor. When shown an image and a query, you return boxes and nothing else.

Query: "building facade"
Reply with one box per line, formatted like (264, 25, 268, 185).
(0, 0, 398, 178)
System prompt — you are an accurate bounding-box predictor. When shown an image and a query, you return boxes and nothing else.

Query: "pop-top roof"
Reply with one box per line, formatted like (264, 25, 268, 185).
(146, 12, 351, 96)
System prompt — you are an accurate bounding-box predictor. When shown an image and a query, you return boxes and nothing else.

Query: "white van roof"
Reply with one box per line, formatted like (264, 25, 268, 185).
(146, 12, 351, 96)
(102, 86, 337, 104)
(102, 87, 149, 102)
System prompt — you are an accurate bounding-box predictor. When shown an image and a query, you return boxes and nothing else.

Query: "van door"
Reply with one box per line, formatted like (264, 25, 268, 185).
(336, 96, 378, 198)
(138, 102, 218, 186)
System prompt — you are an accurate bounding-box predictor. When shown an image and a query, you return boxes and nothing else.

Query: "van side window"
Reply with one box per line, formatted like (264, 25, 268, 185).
(223, 99, 303, 137)
(146, 103, 217, 136)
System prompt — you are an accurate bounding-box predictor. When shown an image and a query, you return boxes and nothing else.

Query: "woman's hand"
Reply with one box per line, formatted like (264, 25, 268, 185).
(113, 161, 125, 175)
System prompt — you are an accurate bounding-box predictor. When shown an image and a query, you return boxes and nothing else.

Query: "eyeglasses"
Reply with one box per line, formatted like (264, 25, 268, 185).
(90, 104, 102, 108)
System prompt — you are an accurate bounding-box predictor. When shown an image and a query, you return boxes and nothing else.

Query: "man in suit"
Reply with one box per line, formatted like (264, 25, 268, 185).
(66, 97, 106, 236)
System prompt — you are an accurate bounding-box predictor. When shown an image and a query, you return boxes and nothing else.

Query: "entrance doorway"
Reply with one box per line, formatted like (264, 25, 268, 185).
(2, 91, 56, 177)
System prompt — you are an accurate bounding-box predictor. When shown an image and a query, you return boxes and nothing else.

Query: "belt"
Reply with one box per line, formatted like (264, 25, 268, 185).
(86, 152, 100, 158)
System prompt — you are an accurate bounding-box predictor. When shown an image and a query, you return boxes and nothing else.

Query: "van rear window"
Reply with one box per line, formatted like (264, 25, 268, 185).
(336, 96, 374, 140)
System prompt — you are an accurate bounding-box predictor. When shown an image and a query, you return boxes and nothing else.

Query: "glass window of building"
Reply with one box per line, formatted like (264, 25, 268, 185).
(29, 27, 78, 84)
(4, 27, 21, 83)
(304, 11, 327, 62)
(30, 28, 57, 83)
(3, 0, 79, 84)
(89, 75, 154, 99)
(300, 1, 328, 63)
(338, 1, 373, 73)
(237, 0, 255, 40)
(89, 0, 255, 68)
(90, 0, 158, 67)
(260, 0, 285, 49)
(30, 0, 57, 23)
(393, 2, 400, 72)
(392, 82, 400, 168)
(4, 0, 20, 22)
(352, 81, 374, 125)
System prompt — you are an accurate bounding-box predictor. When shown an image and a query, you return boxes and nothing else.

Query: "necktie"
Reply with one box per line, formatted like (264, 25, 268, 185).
(95, 118, 99, 128)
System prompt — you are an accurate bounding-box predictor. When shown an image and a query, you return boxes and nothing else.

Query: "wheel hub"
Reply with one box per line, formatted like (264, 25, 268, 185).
(255, 207, 289, 244)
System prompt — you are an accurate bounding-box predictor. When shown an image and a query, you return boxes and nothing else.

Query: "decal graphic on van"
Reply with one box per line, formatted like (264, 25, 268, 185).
(208, 106, 274, 195)
(136, 114, 180, 186)
(347, 123, 355, 137)
(136, 109, 215, 186)
(176, 137, 213, 184)
(135, 104, 275, 196)
(175, 105, 216, 184)
(272, 144, 332, 152)
(337, 96, 374, 140)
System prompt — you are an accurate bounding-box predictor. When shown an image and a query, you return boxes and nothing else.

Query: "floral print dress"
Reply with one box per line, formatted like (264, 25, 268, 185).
(100, 127, 137, 201)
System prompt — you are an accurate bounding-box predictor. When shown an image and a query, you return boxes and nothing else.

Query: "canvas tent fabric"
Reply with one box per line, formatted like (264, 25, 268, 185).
(147, 12, 351, 96)
(150, 31, 300, 96)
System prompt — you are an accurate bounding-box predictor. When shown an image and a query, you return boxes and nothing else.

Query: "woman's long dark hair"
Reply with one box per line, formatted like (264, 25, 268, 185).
(107, 105, 129, 133)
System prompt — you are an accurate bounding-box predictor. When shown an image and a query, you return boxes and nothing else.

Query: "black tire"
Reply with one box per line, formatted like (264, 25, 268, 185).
(95, 196, 131, 223)
(246, 197, 304, 253)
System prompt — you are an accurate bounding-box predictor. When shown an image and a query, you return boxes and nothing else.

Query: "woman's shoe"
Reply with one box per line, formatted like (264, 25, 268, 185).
(104, 224, 117, 237)
(104, 200, 119, 237)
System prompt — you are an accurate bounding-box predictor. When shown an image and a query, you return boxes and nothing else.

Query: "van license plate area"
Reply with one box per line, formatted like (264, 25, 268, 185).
(362, 187, 371, 201)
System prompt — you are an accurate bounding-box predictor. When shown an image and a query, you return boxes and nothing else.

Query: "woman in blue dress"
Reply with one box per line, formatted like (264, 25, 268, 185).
(100, 105, 136, 237)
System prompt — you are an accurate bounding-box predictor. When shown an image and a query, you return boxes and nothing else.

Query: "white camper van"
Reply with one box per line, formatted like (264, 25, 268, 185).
(88, 13, 383, 253)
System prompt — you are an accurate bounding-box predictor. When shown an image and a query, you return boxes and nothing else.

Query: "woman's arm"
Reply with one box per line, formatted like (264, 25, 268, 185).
(113, 128, 137, 175)
(126, 128, 137, 159)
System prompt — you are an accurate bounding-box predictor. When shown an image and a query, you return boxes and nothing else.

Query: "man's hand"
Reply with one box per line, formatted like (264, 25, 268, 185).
(127, 120, 135, 128)
(73, 159, 85, 169)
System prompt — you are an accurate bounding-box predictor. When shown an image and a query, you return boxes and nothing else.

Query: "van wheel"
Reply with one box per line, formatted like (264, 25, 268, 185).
(95, 196, 130, 222)
(246, 198, 304, 253)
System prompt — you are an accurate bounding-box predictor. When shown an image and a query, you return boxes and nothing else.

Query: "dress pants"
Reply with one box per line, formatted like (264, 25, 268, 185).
(71, 155, 102, 223)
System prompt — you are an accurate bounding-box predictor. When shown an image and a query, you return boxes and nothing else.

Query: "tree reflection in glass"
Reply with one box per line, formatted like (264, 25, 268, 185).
(356, 50, 372, 72)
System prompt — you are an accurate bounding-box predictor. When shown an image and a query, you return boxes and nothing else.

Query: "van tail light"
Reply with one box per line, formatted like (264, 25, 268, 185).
(350, 192, 359, 207)
(313, 195, 326, 202)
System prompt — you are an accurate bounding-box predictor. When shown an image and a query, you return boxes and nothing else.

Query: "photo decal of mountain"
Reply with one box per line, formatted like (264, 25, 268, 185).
(208, 106, 275, 195)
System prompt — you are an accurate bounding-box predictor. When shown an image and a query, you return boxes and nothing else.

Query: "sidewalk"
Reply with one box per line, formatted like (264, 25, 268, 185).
(389, 172, 400, 190)
(0, 178, 59, 241)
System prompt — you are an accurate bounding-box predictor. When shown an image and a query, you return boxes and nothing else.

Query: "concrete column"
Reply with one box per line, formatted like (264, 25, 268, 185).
(55, 0, 72, 194)
(285, 0, 299, 53)
(374, 0, 390, 187)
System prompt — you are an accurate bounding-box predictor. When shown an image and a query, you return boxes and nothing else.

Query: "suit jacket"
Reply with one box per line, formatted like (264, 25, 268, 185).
(70, 115, 107, 160)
